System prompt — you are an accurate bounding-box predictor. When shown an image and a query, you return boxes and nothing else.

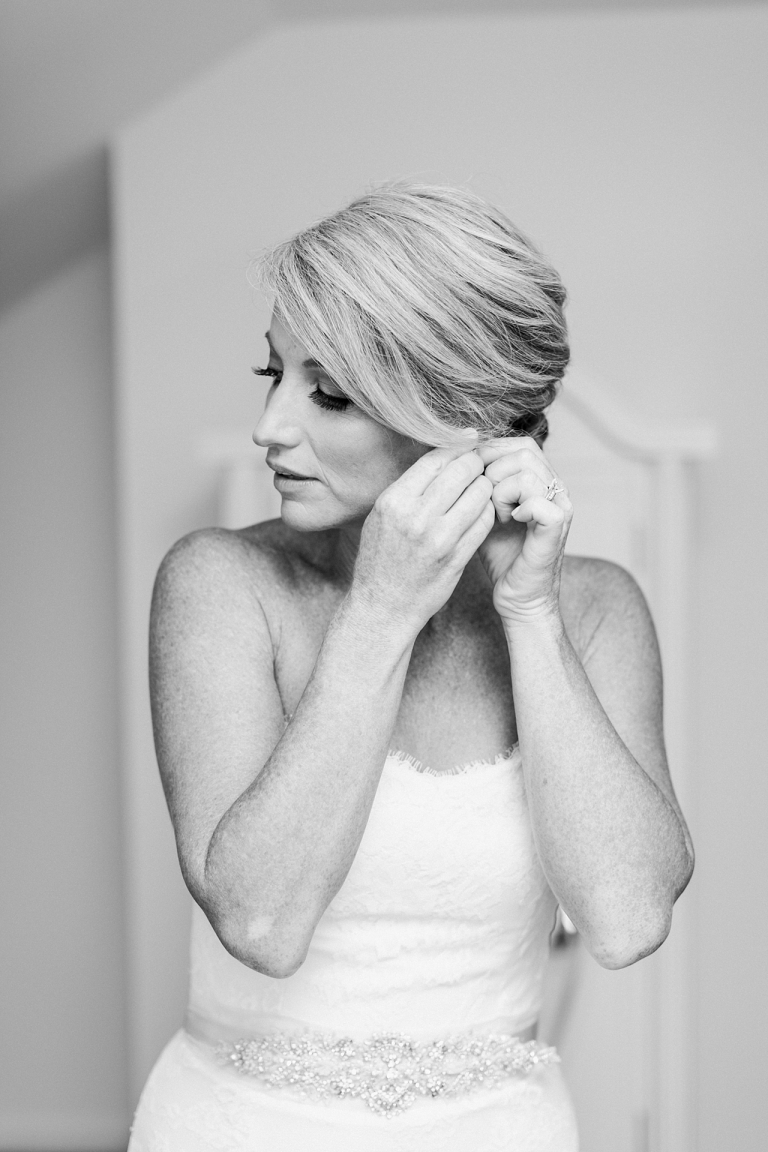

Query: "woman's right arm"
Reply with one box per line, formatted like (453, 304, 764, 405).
(150, 442, 494, 978)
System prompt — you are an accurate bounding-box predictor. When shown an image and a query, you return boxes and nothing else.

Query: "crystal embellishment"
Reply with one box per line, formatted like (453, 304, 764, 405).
(217, 1029, 559, 1117)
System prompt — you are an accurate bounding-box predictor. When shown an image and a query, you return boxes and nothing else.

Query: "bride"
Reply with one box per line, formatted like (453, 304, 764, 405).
(128, 182, 693, 1150)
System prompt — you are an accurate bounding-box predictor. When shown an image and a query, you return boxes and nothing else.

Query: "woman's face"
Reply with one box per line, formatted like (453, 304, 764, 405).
(252, 315, 427, 532)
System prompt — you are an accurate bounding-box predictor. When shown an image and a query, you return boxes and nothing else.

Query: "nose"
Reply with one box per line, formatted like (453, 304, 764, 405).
(252, 379, 303, 450)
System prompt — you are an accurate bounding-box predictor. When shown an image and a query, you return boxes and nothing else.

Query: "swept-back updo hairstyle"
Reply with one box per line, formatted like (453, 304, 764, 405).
(253, 182, 569, 448)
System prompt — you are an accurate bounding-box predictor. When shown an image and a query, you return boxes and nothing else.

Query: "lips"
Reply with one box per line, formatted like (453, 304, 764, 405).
(268, 462, 315, 481)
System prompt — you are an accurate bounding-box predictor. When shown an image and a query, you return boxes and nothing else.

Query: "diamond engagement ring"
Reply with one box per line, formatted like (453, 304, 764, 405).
(544, 478, 565, 501)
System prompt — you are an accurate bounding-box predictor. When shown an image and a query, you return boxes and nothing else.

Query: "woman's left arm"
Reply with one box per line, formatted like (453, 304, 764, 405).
(477, 438, 694, 971)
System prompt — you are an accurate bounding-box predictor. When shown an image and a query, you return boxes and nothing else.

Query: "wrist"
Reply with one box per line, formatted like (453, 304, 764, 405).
(501, 606, 566, 645)
(340, 586, 418, 654)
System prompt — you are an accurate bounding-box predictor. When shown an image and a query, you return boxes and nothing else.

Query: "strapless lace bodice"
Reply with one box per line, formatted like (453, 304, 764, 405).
(129, 748, 579, 1150)
(187, 747, 558, 1042)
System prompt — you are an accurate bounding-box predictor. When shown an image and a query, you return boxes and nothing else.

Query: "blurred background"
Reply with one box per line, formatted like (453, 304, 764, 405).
(1, 1, 766, 1150)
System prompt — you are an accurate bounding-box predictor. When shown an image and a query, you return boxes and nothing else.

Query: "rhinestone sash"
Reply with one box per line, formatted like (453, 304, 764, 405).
(214, 1029, 560, 1117)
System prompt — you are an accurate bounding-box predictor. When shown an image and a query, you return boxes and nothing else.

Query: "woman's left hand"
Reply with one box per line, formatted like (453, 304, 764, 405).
(475, 437, 573, 627)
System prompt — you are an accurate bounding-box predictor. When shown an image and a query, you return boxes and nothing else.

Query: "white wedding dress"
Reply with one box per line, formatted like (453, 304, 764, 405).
(128, 746, 579, 1150)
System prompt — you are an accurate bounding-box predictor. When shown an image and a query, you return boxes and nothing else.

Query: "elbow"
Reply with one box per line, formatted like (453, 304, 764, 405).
(191, 857, 316, 979)
(588, 906, 673, 971)
(248, 952, 307, 980)
(594, 937, 665, 971)
(677, 845, 695, 899)
(209, 909, 310, 979)
(572, 850, 692, 972)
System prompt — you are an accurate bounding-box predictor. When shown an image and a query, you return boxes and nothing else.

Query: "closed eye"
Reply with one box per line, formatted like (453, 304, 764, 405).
(253, 365, 282, 382)
(252, 365, 351, 413)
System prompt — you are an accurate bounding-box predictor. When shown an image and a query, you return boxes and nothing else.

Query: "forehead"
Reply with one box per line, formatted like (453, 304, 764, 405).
(266, 314, 310, 360)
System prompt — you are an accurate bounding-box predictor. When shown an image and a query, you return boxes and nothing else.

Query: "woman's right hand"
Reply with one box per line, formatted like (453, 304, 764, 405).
(350, 441, 496, 636)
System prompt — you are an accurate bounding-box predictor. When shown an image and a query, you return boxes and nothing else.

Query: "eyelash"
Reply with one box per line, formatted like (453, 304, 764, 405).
(252, 366, 351, 412)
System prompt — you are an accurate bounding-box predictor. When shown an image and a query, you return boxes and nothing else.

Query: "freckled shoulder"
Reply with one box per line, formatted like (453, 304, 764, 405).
(235, 517, 309, 589)
(236, 518, 344, 598)
(235, 518, 349, 650)
(559, 555, 651, 663)
(152, 520, 315, 646)
(234, 520, 352, 711)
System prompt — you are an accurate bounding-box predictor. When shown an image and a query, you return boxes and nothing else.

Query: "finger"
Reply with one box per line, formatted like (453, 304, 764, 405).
(396, 436, 480, 498)
(453, 498, 497, 563)
(423, 451, 487, 515)
(442, 472, 494, 526)
(511, 496, 569, 530)
(475, 436, 547, 468)
(490, 471, 551, 523)
(483, 448, 552, 487)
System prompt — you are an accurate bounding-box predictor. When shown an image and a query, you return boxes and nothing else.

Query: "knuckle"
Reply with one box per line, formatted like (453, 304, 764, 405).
(492, 480, 515, 506)
(516, 437, 539, 454)
(407, 510, 428, 538)
(377, 491, 414, 530)
(457, 452, 483, 479)
(431, 524, 452, 556)
(375, 489, 396, 513)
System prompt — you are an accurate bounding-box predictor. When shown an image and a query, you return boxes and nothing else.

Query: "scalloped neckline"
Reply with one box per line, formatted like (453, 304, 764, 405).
(385, 744, 520, 778)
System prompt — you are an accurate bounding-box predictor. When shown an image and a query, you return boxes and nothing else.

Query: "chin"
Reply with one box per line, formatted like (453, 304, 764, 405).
(279, 496, 369, 534)
(277, 500, 321, 532)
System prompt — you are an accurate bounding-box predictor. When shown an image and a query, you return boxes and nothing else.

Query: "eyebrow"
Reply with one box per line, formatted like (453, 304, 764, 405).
(265, 331, 323, 371)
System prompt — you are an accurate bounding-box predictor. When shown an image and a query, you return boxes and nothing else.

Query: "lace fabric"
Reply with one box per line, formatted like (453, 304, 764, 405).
(383, 744, 520, 777)
(129, 748, 579, 1149)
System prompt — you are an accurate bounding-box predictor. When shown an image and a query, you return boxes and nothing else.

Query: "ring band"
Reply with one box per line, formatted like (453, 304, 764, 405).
(545, 478, 565, 501)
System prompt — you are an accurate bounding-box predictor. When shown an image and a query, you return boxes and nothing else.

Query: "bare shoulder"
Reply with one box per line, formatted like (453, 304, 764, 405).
(154, 519, 307, 614)
(149, 522, 311, 903)
(559, 555, 657, 667)
(156, 518, 289, 585)
(560, 554, 648, 608)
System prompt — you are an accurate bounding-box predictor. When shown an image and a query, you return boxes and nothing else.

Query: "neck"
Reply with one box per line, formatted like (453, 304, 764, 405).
(331, 522, 364, 586)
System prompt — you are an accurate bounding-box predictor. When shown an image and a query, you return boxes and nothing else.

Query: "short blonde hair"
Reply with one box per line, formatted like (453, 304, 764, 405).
(253, 182, 569, 447)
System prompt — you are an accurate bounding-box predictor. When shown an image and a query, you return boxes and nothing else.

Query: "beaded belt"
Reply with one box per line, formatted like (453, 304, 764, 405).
(213, 1029, 560, 1117)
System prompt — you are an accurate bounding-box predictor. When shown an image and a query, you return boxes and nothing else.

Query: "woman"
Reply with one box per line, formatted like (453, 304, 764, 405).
(129, 183, 694, 1150)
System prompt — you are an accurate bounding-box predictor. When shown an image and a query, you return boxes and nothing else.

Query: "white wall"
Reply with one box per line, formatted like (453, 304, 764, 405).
(114, 5, 768, 1146)
(0, 248, 129, 1148)
(0, 1, 275, 313)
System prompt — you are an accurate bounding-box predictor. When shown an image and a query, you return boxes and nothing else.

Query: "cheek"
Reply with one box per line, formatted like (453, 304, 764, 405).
(323, 433, 401, 503)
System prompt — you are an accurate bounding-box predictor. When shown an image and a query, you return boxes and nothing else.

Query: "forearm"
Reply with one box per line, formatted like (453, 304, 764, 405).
(203, 591, 415, 976)
(506, 613, 693, 968)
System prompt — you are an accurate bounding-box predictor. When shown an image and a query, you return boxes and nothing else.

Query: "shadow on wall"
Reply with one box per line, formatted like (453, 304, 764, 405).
(0, 147, 110, 315)
(0, 148, 111, 320)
